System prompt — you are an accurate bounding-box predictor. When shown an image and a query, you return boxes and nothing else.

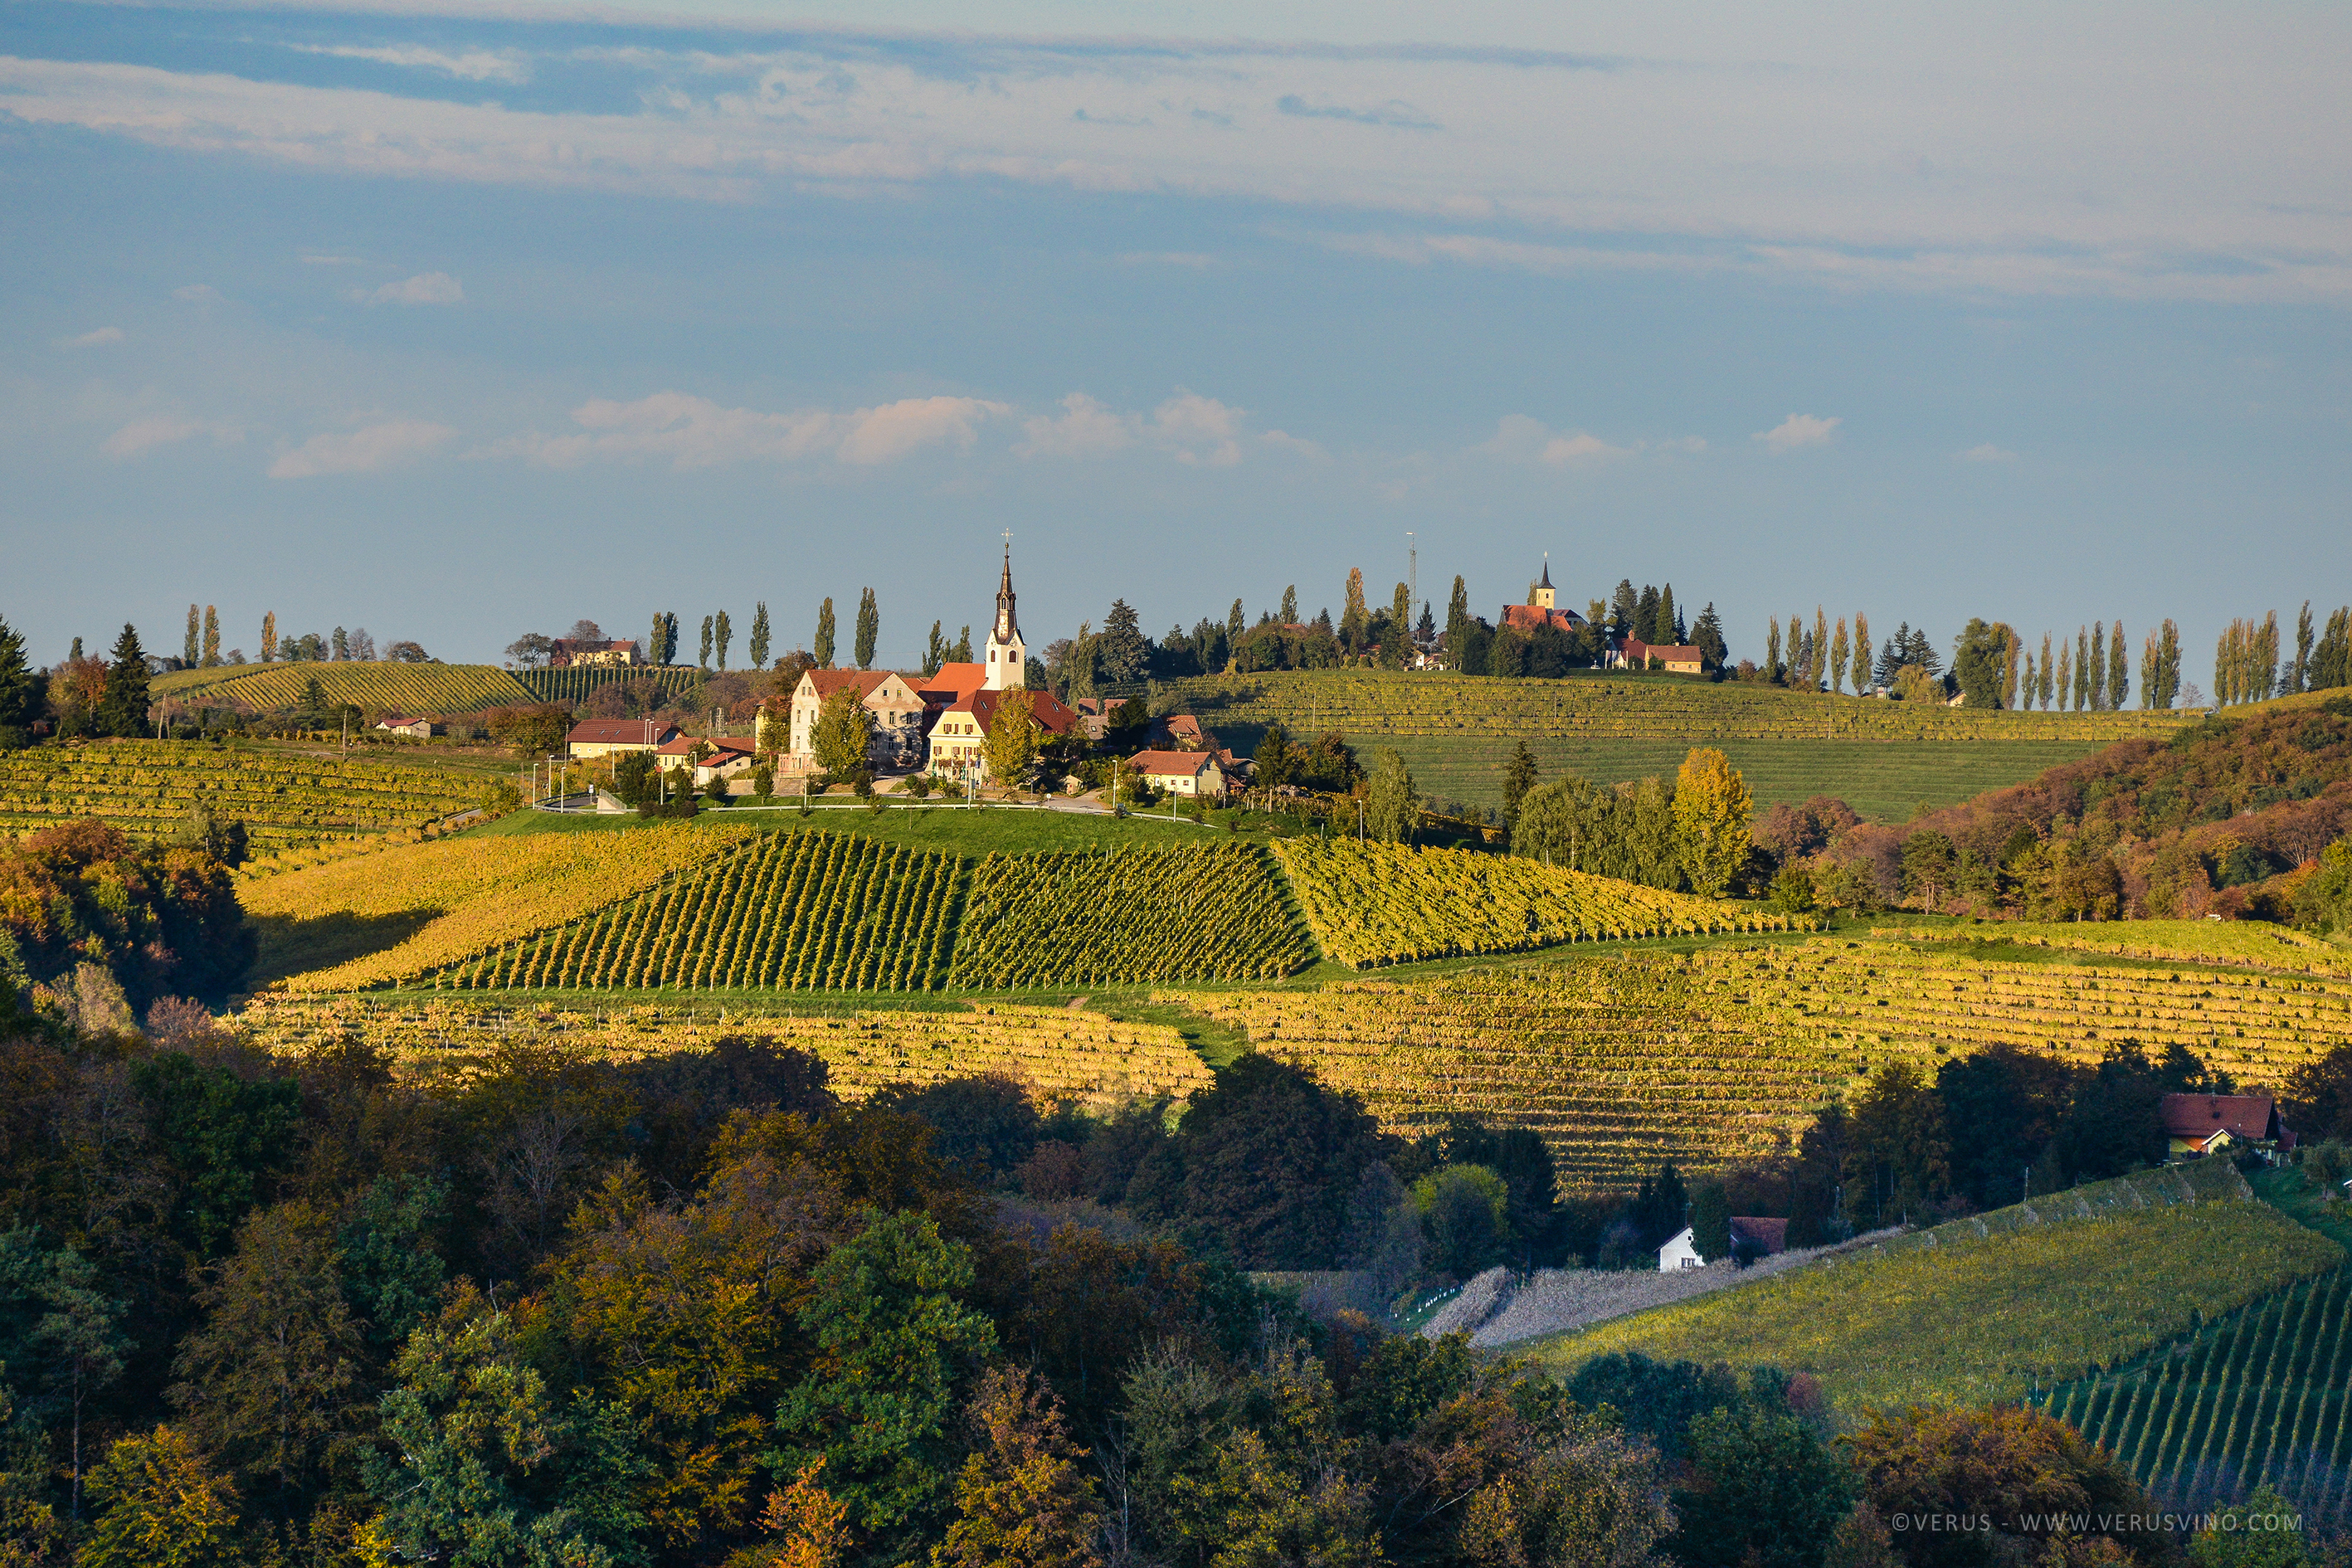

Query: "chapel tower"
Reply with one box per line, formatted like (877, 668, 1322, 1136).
(1532, 553, 1556, 611)
(984, 542, 1026, 690)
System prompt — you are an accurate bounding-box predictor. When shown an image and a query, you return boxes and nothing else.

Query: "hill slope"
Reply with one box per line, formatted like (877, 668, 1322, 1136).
(1525, 1162, 2339, 1420)
(153, 660, 533, 713)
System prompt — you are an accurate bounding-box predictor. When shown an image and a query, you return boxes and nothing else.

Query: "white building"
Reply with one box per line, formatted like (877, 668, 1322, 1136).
(1657, 1225, 1703, 1272)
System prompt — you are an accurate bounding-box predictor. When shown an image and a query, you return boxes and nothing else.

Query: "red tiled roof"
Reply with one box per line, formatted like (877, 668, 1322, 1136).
(1622, 637, 1704, 664)
(567, 720, 678, 744)
(939, 688, 1079, 736)
(1128, 748, 1221, 773)
(918, 663, 988, 699)
(1728, 1216, 1789, 1254)
(657, 736, 753, 757)
(1502, 604, 1584, 635)
(801, 670, 900, 699)
(2160, 1094, 2281, 1142)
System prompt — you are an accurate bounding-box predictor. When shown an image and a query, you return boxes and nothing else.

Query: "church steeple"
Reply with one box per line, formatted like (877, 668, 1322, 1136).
(984, 537, 1026, 690)
(1533, 553, 1556, 611)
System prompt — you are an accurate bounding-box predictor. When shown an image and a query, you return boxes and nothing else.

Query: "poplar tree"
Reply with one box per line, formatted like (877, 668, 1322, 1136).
(2089, 622, 2106, 709)
(954, 626, 972, 663)
(1765, 621, 1783, 684)
(2312, 607, 2351, 693)
(1388, 581, 1412, 665)
(2073, 629, 2090, 711)
(854, 588, 879, 670)
(650, 612, 668, 666)
(2293, 602, 2315, 694)
(2038, 632, 2053, 709)
(749, 602, 772, 669)
(261, 612, 277, 664)
(1829, 618, 1849, 694)
(1851, 612, 1872, 694)
(714, 609, 733, 670)
(814, 600, 836, 667)
(1445, 576, 1473, 656)
(2057, 644, 2072, 711)
(2139, 629, 2161, 709)
(924, 621, 946, 678)
(2106, 621, 2127, 711)
(699, 616, 714, 670)
(1340, 568, 1369, 654)
(1279, 585, 1298, 623)
(1811, 608, 1829, 689)
(2023, 651, 2036, 710)
(2001, 626, 2021, 710)
(1227, 599, 1245, 645)
(183, 606, 199, 666)
(333, 627, 349, 662)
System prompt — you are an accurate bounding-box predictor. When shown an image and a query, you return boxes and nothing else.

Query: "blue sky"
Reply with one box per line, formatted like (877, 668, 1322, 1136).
(4, 0, 2349, 683)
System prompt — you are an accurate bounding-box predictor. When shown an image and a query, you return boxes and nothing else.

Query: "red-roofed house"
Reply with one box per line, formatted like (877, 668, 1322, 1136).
(550, 638, 641, 669)
(1613, 637, 1707, 674)
(1501, 557, 1587, 637)
(1129, 748, 1229, 799)
(2161, 1094, 2292, 1159)
(566, 718, 679, 759)
(656, 734, 757, 786)
(1728, 1217, 1790, 1259)
(930, 687, 1080, 783)
(786, 670, 928, 770)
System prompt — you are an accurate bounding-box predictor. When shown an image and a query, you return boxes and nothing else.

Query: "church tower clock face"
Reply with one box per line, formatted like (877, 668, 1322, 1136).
(984, 537, 1025, 690)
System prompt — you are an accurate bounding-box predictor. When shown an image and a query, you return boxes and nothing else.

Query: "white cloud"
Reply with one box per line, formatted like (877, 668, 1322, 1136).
(362, 271, 465, 306)
(1479, 414, 1679, 467)
(489, 391, 1008, 470)
(1016, 393, 1133, 459)
(290, 44, 532, 85)
(101, 416, 241, 460)
(1016, 391, 1249, 465)
(270, 420, 455, 479)
(8, 17, 2350, 305)
(1754, 413, 1841, 453)
(171, 284, 220, 303)
(63, 326, 123, 346)
(1960, 442, 2018, 462)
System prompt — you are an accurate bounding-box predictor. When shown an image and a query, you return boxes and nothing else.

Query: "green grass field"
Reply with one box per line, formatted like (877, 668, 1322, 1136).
(1526, 1164, 2341, 1421)
(1379, 736, 2108, 822)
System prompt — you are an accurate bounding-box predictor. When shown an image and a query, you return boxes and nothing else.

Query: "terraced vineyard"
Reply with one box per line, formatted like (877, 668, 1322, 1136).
(1164, 938, 2352, 1190)
(246, 824, 750, 990)
(947, 844, 1310, 988)
(152, 660, 533, 713)
(1876, 921, 2352, 978)
(236, 995, 1214, 1111)
(2036, 1269, 2352, 1524)
(1530, 1163, 2339, 1420)
(519, 665, 703, 705)
(1174, 670, 2189, 743)
(1275, 840, 1804, 967)
(0, 740, 489, 853)
(437, 831, 959, 993)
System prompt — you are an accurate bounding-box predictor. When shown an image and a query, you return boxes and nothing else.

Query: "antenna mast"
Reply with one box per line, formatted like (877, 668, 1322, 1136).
(1408, 532, 1418, 615)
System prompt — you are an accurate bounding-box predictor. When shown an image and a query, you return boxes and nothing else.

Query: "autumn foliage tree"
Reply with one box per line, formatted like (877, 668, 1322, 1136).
(1673, 747, 1753, 897)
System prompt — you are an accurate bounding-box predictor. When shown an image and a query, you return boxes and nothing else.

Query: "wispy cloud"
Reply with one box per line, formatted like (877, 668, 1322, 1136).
(1754, 413, 1840, 453)
(361, 272, 464, 306)
(1015, 391, 1250, 465)
(63, 326, 123, 347)
(270, 420, 455, 479)
(102, 416, 242, 460)
(1479, 415, 1697, 468)
(1960, 442, 2018, 463)
(1275, 95, 1439, 130)
(171, 284, 221, 303)
(488, 391, 1008, 470)
(288, 44, 532, 85)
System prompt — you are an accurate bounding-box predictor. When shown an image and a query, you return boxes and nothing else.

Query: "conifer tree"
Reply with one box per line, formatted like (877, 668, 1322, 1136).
(261, 612, 276, 664)
(183, 605, 199, 666)
(1658, 584, 1679, 645)
(1634, 585, 1661, 644)
(0, 613, 32, 743)
(1609, 580, 1639, 638)
(2106, 621, 2127, 711)
(1502, 741, 1539, 826)
(855, 588, 879, 670)
(71, 636, 83, 662)
(814, 600, 835, 667)
(1694, 603, 1728, 672)
(750, 602, 771, 670)
(1850, 612, 1872, 694)
(201, 606, 220, 667)
(715, 609, 733, 670)
(93, 624, 151, 737)
(1388, 581, 1412, 665)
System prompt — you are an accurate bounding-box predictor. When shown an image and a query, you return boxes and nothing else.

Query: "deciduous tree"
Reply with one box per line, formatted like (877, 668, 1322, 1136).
(751, 602, 772, 670)
(1365, 749, 1419, 844)
(855, 589, 879, 670)
(812, 690, 876, 782)
(814, 599, 836, 667)
(260, 612, 276, 664)
(982, 690, 1039, 789)
(2106, 620, 2127, 711)
(201, 608, 220, 668)
(1829, 618, 1849, 694)
(183, 606, 199, 668)
(1672, 748, 1751, 897)
(80, 1426, 245, 1568)
(936, 1366, 1104, 1568)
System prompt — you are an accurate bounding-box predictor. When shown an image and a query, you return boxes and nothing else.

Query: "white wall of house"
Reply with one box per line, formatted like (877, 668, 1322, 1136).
(1657, 1226, 1703, 1272)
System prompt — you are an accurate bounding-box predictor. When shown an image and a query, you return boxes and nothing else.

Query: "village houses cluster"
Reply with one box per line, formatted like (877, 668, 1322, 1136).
(559, 548, 1244, 796)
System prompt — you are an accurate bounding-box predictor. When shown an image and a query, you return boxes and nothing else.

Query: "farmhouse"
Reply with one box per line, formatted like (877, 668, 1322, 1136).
(2161, 1093, 2293, 1160)
(1657, 1226, 1702, 1271)
(927, 687, 1080, 783)
(657, 735, 757, 787)
(1613, 636, 1707, 674)
(566, 718, 679, 759)
(1130, 748, 1228, 798)
(550, 638, 641, 669)
(786, 670, 929, 771)
(373, 714, 436, 738)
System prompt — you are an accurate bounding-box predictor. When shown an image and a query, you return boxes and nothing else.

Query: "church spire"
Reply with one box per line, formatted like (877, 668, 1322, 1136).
(985, 534, 1026, 691)
(995, 539, 1020, 643)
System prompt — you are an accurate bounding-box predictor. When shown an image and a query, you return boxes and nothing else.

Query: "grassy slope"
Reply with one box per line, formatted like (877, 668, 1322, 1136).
(1523, 1165, 2342, 1420)
(1384, 736, 2106, 823)
(465, 799, 1264, 855)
